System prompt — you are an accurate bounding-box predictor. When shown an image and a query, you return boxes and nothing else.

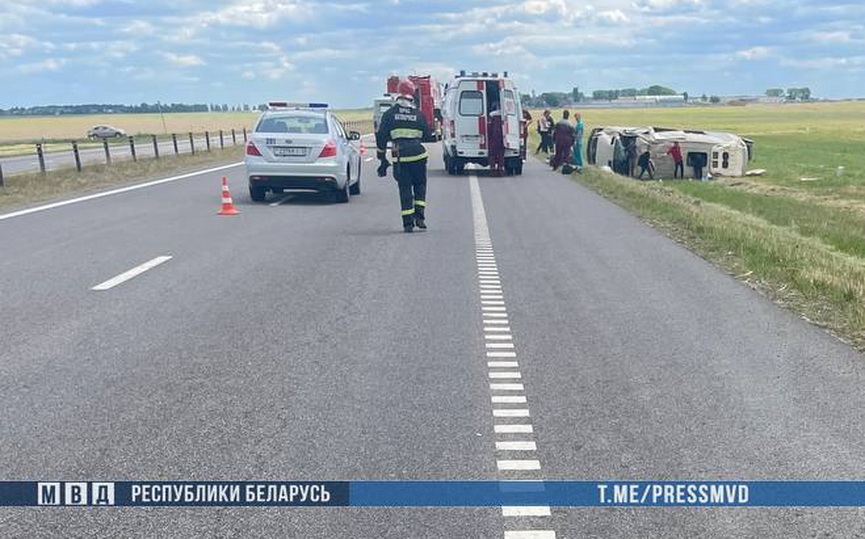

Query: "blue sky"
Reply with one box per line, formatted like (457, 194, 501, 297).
(1, 0, 863, 107)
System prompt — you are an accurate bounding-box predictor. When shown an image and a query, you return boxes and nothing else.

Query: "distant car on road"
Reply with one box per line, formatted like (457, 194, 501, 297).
(86, 125, 127, 139)
(245, 102, 362, 203)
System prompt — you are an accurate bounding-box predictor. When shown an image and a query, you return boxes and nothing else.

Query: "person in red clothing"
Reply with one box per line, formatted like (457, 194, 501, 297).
(666, 141, 684, 179)
(487, 101, 505, 177)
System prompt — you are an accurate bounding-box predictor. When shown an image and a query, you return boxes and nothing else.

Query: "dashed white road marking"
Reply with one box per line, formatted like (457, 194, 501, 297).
(490, 383, 525, 391)
(502, 507, 552, 517)
(493, 409, 530, 418)
(496, 441, 538, 451)
(489, 372, 522, 379)
(471, 173, 555, 539)
(492, 395, 526, 403)
(504, 531, 556, 539)
(497, 460, 542, 471)
(91, 255, 173, 291)
(495, 424, 533, 434)
(488, 361, 520, 368)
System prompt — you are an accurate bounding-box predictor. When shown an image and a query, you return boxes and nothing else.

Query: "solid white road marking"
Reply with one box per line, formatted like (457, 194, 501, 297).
(495, 424, 533, 434)
(497, 460, 542, 471)
(483, 318, 510, 323)
(92, 256, 173, 291)
(269, 194, 291, 207)
(496, 441, 537, 451)
(0, 163, 242, 221)
(486, 343, 516, 349)
(484, 326, 512, 332)
(502, 506, 552, 517)
(485, 335, 513, 340)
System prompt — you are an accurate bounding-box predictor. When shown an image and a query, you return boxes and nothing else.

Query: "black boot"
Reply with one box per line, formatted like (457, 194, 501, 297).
(415, 216, 427, 230)
(403, 223, 414, 233)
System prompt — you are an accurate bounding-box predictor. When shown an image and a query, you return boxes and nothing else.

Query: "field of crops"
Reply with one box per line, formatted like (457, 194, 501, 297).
(0, 109, 373, 143)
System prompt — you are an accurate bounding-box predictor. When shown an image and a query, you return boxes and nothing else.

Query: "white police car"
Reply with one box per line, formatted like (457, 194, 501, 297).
(245, 102, 362, 203)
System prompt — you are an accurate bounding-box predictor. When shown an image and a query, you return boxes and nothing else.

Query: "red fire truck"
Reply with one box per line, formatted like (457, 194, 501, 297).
(386, 75, 442, 142)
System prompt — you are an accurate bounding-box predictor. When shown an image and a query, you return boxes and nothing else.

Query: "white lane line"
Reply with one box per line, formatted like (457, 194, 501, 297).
(92, 256, 173, 291)
(0, 163, 242, 221)
(471, 174, 554, 538)
(495, 424, 533, 433)
(491, 383, 525, 391)
(492, 395, 526, 403)
(496, 441, 537, 451)
(504, 531, 556, 539)
(489, 372, 522, 379)
(493, 409, 530, 418)
(269, 194, 291, 207)
(497, 460, 542, 471)
(488, 361, 519, 368)
(502, 506, 552, 517)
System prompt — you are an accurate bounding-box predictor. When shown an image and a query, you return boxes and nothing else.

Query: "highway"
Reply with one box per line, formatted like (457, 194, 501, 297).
(0, 134, 241, 175)
(1, 142, 864, 537)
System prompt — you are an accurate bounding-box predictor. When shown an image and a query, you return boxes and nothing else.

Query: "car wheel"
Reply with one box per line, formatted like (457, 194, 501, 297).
(349, 165, 361, 195)
(249, 184, 267, 202)
(335, 176, 350, 203)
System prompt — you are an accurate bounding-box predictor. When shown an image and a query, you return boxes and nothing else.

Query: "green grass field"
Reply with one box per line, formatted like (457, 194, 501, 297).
(532, 101, 865, 350)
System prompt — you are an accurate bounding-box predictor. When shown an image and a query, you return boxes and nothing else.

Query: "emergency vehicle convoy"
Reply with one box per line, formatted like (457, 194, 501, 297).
(440, 71, 525, 175)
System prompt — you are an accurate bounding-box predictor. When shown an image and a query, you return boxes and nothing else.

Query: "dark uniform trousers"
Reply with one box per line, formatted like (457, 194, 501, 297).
(394, 159, 427, 226)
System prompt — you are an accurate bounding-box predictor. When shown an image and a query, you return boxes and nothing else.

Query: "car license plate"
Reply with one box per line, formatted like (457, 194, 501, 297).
(273, 146, 306, 157)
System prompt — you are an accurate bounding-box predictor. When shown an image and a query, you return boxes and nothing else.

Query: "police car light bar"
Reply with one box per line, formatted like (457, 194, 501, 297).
(268, 102, 329, 109)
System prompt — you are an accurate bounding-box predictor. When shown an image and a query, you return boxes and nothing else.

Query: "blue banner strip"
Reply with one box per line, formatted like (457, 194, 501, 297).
(4, 481, 865, 507)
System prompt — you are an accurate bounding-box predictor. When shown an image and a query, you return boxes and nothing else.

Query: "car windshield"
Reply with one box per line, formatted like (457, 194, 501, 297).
(257, 114, 329, 134)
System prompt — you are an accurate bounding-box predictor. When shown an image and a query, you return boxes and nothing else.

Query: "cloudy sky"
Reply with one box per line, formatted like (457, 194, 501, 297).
(1, 0, 863, 107)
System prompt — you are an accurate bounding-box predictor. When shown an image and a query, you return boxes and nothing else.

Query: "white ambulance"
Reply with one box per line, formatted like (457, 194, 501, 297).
(440, 71, 524, 175)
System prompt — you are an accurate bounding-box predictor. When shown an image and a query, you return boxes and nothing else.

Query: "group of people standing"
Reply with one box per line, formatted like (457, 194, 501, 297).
(535, 109, 585, 172)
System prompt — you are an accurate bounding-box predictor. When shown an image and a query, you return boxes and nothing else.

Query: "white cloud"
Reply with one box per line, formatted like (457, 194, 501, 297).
(197, 0, 312, 29)
(161, 52, 205, 67)
(17, 58, 65, 73)
(736, 46, 773, 60)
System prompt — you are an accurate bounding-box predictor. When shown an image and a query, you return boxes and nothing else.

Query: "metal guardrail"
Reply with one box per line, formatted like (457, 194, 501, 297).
(1, 119, 375, 177)
(0, 129, 249, 176)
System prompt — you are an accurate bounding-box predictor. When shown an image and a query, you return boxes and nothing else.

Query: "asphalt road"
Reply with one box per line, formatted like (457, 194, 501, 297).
(1, 142, 864, 537)
(0, 134, 241, 175)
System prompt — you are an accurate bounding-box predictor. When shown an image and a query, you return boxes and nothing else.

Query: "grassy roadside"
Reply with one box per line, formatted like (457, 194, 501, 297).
(0, 146, 243, 211)
(525, 103, 865, 350)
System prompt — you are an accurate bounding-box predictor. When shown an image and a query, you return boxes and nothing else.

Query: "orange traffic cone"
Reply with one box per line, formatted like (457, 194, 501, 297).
(217, 176, 240, 215)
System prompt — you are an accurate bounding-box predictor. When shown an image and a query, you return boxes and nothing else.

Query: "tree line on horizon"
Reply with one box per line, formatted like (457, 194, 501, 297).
(0, 102, 270, 116)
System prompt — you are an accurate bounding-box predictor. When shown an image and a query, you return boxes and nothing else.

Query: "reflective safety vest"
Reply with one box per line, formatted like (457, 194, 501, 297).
(375, 102, 430, 163)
